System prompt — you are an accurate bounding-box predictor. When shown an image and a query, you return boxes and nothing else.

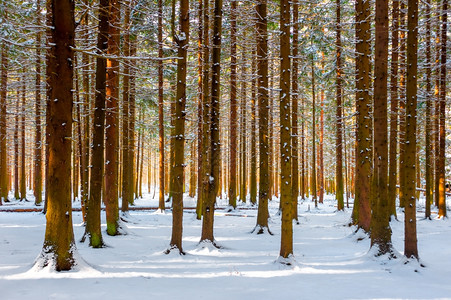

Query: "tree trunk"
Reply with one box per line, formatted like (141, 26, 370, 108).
(201, 0, 222, 246)
(158, 0, 165, 211)
(352, 0, 371, 230)
(311, 55, 317, 208)
(168, 0, 189, 254)
(239, 49, 247, 203)
(291, 0, 299, 219)
(14, 97, 19, 200)
(388, 0, 399, 218)
(0, 34, 8, 203)
(229, 0, 237, 209)
(105, 0, 120, 236)
(279, 0, 293, 259)
(41, 0, 76, 271)
(335, 0, 344, 211)
(20, 77, 26, 200)
(34, 0, 43, 205)
(84, 0, 109, 248)
(424, 0, 432, 219)
(370, 0, 393, 256)
(437, 0, 447, 218)
(254, 0, 270, 233)
(250, 52, 257, 206)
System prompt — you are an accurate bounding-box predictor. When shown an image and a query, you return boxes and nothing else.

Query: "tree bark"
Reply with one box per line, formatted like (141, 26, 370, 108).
(279, 0, 293, 259)
(158, 0, 165, 211)
(105, 0, 120, 236)
(168, 0, 189, 253)
(352, 0, 371, 230)
(41, 0, 76, 271)
(229, 0, 237, 209)
(254, 0, 270, 233)
(0, 33, 8, 203)
(370, 0, 393, 256)
(84, 0, 109, 248)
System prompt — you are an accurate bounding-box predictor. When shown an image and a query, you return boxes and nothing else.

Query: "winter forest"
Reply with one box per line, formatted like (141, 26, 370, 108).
(0, 0, 450, 298)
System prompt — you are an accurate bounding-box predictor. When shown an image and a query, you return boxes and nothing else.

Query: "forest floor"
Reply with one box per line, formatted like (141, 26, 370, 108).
(0, 191, 451, 299)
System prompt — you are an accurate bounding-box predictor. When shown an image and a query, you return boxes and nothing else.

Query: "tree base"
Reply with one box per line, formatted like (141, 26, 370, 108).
(251, 225, 273, 235)
(164, 245, 186, 255)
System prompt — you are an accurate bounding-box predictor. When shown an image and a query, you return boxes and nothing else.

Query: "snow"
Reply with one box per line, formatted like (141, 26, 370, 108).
(1, 192, 451, 299)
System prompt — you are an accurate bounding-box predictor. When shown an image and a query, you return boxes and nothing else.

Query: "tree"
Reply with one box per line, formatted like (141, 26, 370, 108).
(291, 0, 299, 219)
(167, 0, 189, 254)
(229, 0, 237, 209)
(279, 0, 293, 260)
(437, 0, 447, 218)
(201, 0, 222, 246)
(370, 0, 393, 256)
(254, 0, 271, 234)
(403, 0, 418, 258)
(34, 0, 43, 206)
(158, 0, 165, 212)
(335, 0, 344, 211)
(352, 0, 371, 231)
(83, 0, 109, 248)
(388, 0, 399, 218)
(39, 0, 77, 271)
(105, 0, 121, 236)
(0, 21, 8, 204)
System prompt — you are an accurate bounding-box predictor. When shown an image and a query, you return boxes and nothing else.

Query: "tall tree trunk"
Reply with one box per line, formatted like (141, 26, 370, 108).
(335, 0, 344, 211)
(84, 0, 109, 248)
(437, 0, 447, 218)
(239, 49, 247, 203)
(255, 0, 270, 233)
(0, 32, 8, 203)
(14, 96, 19, 200)
(311, 55, 317, 208)
(388, 0, 399, 218)
(319, 54, 325, 204)
(198, 0, 210, 219)
(105, 0, 120, 235)
(352, 0, 372, 230)
(291, 0, 299, 219)
(403, 0, 419, 257)
(201, 0, 222, 246)
(398, 0, 407, 208)
(279, 0, 293, 259)
(229, 0, 237, 209)
(34, 0, 43, 205)
(158, 0, 165, 211)
(168, 0, 189, 253)
(196, 0, 204, 216)
(433, 7, 440, 208)
(424, 0, 432, 219)
(370, 0, 393, 255)
(250, 52, 257, 206)
(41, 0, 76, 271)
(121, 2, 131, 212)
(20, 77, 26, 200)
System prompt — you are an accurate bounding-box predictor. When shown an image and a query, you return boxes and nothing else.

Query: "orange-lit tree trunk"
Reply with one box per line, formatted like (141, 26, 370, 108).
(105, 0, 120, 235)
(437, 0, 447, 218)
(388, 0, 399, 218)
(370, 0, 393, 256)
(196, 0, 204, 215)
(168, 0, 189, 254)
(121, 3, 131, 212)
(352, 0, 371, 230)
(201, 0, 222, 246)
(239, 49, 247, 203)
(279, 0, 293, 260)
(84, 0, 109, 248)
(40, 0, 76, 271)
(319, 54, 325, 204)
(398, 1, 406, 208)
(14, 97, 19, 200)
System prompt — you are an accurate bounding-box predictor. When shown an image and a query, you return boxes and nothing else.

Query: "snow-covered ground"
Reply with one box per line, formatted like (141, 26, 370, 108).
(1, 190, 450, 299)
